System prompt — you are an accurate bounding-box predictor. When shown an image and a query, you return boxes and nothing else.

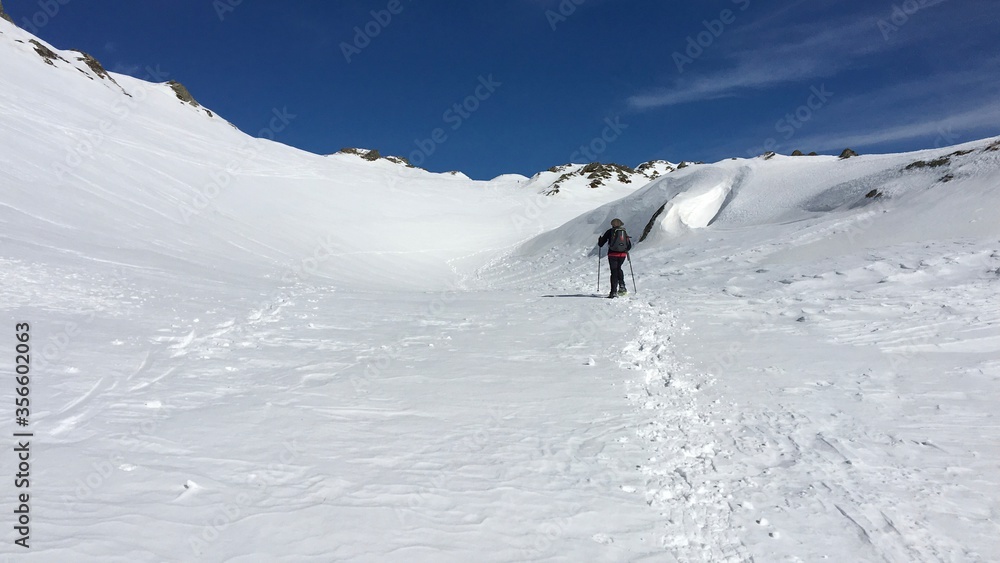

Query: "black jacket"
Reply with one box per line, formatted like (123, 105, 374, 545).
(598, 227, 632, 255)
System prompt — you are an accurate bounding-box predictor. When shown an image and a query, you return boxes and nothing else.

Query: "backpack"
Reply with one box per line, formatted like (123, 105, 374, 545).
(609, 228, 630, 253)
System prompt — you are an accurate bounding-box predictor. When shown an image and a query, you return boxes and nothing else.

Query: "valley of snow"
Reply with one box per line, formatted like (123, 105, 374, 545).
(1, 18, 999, 563)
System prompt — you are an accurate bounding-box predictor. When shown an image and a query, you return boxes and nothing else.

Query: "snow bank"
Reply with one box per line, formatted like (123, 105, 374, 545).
(508, 165, 738, 258)
(507, 138, 1000, 264)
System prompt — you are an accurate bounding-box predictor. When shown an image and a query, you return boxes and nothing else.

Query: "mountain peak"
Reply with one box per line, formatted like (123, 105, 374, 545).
(579, 162, 638, 187)
(636, 160, 677, 179)
(334, 147, 415, 168)
(537, 160, 678, 195)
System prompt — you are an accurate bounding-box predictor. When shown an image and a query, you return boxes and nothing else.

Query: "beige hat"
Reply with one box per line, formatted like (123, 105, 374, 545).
(611, 218, 624, 228)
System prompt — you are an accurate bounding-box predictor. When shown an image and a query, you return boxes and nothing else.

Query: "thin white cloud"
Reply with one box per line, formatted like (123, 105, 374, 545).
(705, 64, 1000, 158)
(628, 57, 831, 109)
(627, 23, 868, 109)
(626, 2, 979, 111)
(792, 100, 1000, 151)
(111, 62, 142, 76)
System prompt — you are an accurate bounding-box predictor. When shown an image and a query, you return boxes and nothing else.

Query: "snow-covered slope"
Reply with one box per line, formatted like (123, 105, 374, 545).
(518, 160, 676, 198)
(2, 14, 999, 563)
(506, 139, 1000, 262)
(486, 137, 1000, 561)
(0, 18, 633, 292)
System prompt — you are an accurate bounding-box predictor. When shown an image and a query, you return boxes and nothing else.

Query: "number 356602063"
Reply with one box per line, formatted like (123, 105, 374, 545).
(15, 323, 30, 423)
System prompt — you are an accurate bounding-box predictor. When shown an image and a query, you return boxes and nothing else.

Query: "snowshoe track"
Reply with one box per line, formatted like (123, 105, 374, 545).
(620, 300, 751, 562)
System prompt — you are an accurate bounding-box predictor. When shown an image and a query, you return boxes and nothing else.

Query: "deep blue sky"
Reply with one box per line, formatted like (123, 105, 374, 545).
(8, 0, 1000, 179)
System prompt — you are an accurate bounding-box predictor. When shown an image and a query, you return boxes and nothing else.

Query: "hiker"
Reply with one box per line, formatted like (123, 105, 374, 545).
(597, 218, 632, 298)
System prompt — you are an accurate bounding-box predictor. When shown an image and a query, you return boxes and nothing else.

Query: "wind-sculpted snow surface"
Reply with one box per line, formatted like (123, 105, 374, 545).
(3, 15, 1000, 563)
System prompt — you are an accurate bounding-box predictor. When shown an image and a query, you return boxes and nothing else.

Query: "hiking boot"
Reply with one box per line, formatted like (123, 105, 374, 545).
(607, 292, 616, 299)
(618, 288, 628, 296)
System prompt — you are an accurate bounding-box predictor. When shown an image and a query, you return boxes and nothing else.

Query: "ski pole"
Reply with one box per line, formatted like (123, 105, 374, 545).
(627, 253, 636, 294)
(597, 247, 602, 293)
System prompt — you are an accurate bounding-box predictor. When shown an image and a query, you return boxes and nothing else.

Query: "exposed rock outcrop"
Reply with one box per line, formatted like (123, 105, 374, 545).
(29, 39, 67, 66)
(581, 162, 636, 188)
(635, 160, 676, 180)
(676, 160, 703, 169)
(75, 51, 112, 80)
(0, 1, 14, 24)
(71, 50, 126, 93)
(904, 156, 950, 170)
(543, 162, 642, 194)
(167, 80, 200, 107)
(335, 148, 414, 168)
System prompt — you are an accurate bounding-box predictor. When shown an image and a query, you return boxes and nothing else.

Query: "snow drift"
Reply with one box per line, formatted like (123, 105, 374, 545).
(506, 139, 1000, 268)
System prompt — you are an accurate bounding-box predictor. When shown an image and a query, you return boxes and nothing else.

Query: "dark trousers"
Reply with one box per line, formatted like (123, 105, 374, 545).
(608, 256, 627, 293)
